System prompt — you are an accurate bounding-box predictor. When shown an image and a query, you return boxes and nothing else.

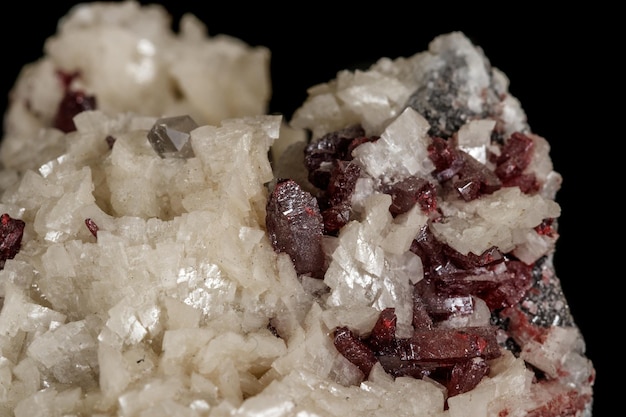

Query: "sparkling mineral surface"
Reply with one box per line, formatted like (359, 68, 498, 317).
(0, 3, 594, 416)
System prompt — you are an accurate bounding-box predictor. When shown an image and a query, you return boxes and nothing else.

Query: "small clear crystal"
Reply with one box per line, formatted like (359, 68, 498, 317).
(147, 115, 198, 158)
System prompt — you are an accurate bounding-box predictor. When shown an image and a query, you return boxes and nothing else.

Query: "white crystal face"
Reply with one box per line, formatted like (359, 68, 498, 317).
(147, 115, 198, 158)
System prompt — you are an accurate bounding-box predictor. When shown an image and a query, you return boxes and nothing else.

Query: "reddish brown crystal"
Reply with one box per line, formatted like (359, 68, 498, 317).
(53, 90, 97, 133)
(321, 160, 361, 234)
(428, 136, 502, 201)
(535, 218, 558, 238)
(333, 326, 378, 377)
(493, 132, 540, 193)
(334, 306, 501, 397)
(411, 290, 434, 330)
(85, 218, 99, 237)
(446, 357, 490, 397)
(304, 124, 378, 190)
(51, 69, 96, 133)
(494, 132, 534, 181)
(326, 160, 361, 207)
(381, 176, 438, 216)
(0, 213, 25, 270)
(266, 179, 325, 278)
(304, 125, 366, 189)
(321, 202, 351, 235)
(366, 307, 397, 352)
(397, 326, 500, 363)
(410, 226, 532, 311)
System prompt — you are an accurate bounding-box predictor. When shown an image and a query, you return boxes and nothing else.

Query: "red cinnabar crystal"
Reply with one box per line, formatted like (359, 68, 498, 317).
(0, 213, 25, 270)
(266, 179, 325, 278)
(428, 136, 501, 201)
(381, 176, 438, 216)
(446, 357, 490, 397)
(52, 69, 97, 133)
(493, 132, 540, 193)
(53, 90, 97, 133)
(333, 307, 501, 397)
(366, 307, 397, 352)
(321, 160, 361, 234)
(333, 326, 378, 377)
(85, 218, 99, 237)
(304, 124, 378, 190)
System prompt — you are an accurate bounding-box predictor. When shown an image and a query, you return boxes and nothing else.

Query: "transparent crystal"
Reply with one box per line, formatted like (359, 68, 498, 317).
(147, 115, 198, 158)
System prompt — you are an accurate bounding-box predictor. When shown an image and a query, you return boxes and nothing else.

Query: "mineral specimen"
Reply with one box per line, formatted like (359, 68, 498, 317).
(0, 2, 594, 417)
(279, 31, 595, 416)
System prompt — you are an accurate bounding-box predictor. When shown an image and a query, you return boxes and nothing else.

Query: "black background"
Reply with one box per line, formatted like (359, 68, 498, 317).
(1, 1, 610, 415)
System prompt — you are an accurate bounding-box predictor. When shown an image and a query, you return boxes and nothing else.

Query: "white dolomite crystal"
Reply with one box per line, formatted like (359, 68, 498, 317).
(0, 0, 270, 173)
(0, 3, 594, 417)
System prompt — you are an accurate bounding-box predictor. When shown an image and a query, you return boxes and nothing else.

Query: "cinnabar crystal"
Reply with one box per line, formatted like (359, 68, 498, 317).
(266, 179, 325, 278)
(0, 213, 25, 270)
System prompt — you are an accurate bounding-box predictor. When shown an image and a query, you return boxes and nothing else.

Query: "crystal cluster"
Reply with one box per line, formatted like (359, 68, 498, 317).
(0, 3, 594, 417)
(273, 31, 595, 416)
(0, 0, 271, 173)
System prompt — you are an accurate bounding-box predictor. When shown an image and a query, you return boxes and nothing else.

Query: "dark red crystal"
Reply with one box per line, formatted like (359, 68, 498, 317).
(304, 125, 366, 189)
(52, 69, 96, 133)
(304, 125, 378, 190)
(397, 326, 500, 363)
(410, 225, 532, 311)
(494, 132, 534, 181)
(428, 136, 502, 201)
(321, 202, 351, 235)
(377, 355, 436, 379)
(321, 160, 361, 234)
(266, 179, 325, 278)
(412, 289, 434, 330)
(325, 160, 361, 207)
(535, 218, 557, 237)
(53, 90, 97, 133)
(85, 218, 99, 237)
(381, 176, 438, 216)
(416, 277, 474, 322)
(492, 132, 540, 194)
(446, 357, 490, 397)
(0, 213, 25, 270)
(366, 307, 397, 352)
(334, 306, 501, 397)
(333, 326, 378, 377)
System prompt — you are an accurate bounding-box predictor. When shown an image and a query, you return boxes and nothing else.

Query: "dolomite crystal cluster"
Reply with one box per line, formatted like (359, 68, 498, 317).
(0, 0, 271, 174)
(0, 2, 595, 417)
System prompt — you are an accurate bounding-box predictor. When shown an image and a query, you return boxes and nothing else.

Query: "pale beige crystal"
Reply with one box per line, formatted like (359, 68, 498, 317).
(0, 0, 271, 173)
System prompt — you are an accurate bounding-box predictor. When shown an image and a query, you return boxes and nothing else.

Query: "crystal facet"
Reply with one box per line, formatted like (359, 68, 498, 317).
(147, 115, 198, 158)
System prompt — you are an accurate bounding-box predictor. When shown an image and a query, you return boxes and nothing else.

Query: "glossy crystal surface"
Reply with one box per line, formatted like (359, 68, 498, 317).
(147, 115, 198, 158)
